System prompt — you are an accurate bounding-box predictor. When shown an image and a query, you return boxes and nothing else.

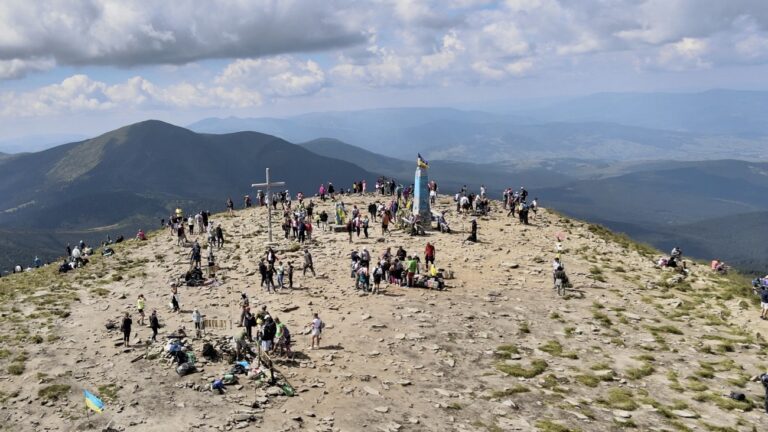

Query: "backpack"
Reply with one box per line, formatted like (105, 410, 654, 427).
(728, 391, 746, 401)
(202, 343, 217, 360)
(176, 362, 196, 376)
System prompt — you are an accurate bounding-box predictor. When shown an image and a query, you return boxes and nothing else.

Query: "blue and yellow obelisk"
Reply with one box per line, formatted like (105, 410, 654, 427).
(413, 154, 431, 229)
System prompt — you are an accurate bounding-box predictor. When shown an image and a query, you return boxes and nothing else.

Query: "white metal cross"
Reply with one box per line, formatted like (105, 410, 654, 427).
(251, 168, 286, 243)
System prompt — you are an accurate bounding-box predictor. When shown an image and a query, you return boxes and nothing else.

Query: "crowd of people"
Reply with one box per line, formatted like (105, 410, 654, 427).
(6, 174, 768, 414)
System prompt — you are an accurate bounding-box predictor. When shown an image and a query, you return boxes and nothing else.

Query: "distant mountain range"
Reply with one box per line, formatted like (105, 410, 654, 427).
(190, 90, 768, 163)
(525, 89, 768, 136)
(298, 138, 571, 191)
(0, 133, 88, 154)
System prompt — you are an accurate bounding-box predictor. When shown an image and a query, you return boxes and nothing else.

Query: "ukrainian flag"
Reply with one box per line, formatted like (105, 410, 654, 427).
(417, 153, 429, 169)
(84, 390, 105, 413)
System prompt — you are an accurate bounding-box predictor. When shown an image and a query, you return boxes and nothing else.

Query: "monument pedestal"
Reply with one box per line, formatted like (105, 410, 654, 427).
(413, 168, 431, 229)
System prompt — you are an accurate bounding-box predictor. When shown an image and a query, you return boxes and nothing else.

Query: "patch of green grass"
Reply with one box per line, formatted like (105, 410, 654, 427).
(445, 402, 462, 410)
(593, 311, 612, 327)
(496, 359, 548, 378)
(535, 420, 580, 432)
(7, 362, 24, 375)
(496, 344, 520, 355)
(491, 385, 530, 397)
(38, 384, 71, 401)
(564, 327, 576, 338)
(0, 348, 10, 359)
(726, 373, 750, 388)
(626, 362, 655, 380)
(590, 362, 612, 370)
(540, 374, 569, 392)
(686, 378, 708, 392)
(539, 340, 578, 359)
(647, 325, 683, 335)
(598, 388, 638, 411)
(574, 374, 600, 387)
(632, 354, 656, 362)
(701, 423, 738, 432)
(89, 287, 110, 297)
(97, 384, 120, 401)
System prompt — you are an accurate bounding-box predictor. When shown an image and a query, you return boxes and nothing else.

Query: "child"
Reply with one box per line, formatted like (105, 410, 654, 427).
(287, 262, 294, 289)
(309, 313, 324, 349)
(137, 294, 146, 326)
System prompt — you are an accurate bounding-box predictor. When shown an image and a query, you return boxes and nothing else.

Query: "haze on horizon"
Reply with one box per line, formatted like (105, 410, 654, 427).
(0, 0, 767, 144)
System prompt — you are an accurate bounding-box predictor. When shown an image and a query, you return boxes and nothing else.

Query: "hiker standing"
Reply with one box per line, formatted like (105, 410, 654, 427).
(137, 294, 146, 326)
(192, 308, 203, 338)
(759, 373, 768, 413)
(424, 242, 435, 271)
(277, 261, 285, 289)
(381, 210, 390, 235)
(226, 197, 234, 215)
(362, 215, 370, 238)
(121, 312, 132, 347)
(309, 313, 324, 350)
(372, 264, 383, 294)
(368, 202, 378, 222)
(319, 184, 326, 201)
(258, 259, 267, 288)
(170, 286, 180, 312)
(303, 249, 316, 277)
(287, 262, 294, 289)
(243, 308, 254, 341)
(261, 316, 277, 352)
(215, 225, 224, 248)
(149, 310, 159, 342)
(190, 240, 202, 270)
(759, 286, 768, 320)
(265, 263, 276, 293)
(238, 293, 249, 326)
(406, 256, 418, 287)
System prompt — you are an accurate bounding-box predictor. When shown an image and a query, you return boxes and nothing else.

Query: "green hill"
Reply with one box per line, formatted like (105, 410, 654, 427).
(0, 121, 375, 269)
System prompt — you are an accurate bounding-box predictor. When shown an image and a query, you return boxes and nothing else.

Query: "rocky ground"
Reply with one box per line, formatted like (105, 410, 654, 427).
(1, 194, 767, 432)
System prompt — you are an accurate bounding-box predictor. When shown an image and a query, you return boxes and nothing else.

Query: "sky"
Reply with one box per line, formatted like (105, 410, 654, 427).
(0, 0, 767, 140)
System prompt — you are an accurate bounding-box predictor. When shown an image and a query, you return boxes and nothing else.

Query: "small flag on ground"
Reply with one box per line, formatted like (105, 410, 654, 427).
(84, 390, 104, 413)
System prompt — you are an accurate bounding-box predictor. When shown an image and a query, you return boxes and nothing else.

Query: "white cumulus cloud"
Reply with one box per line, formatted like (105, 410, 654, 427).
(216, 57, 326, 97)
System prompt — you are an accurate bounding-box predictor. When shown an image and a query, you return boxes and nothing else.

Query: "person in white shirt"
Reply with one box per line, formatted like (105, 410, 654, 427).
(192, 308, 203, 338)
(309, 313, 324, 349)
